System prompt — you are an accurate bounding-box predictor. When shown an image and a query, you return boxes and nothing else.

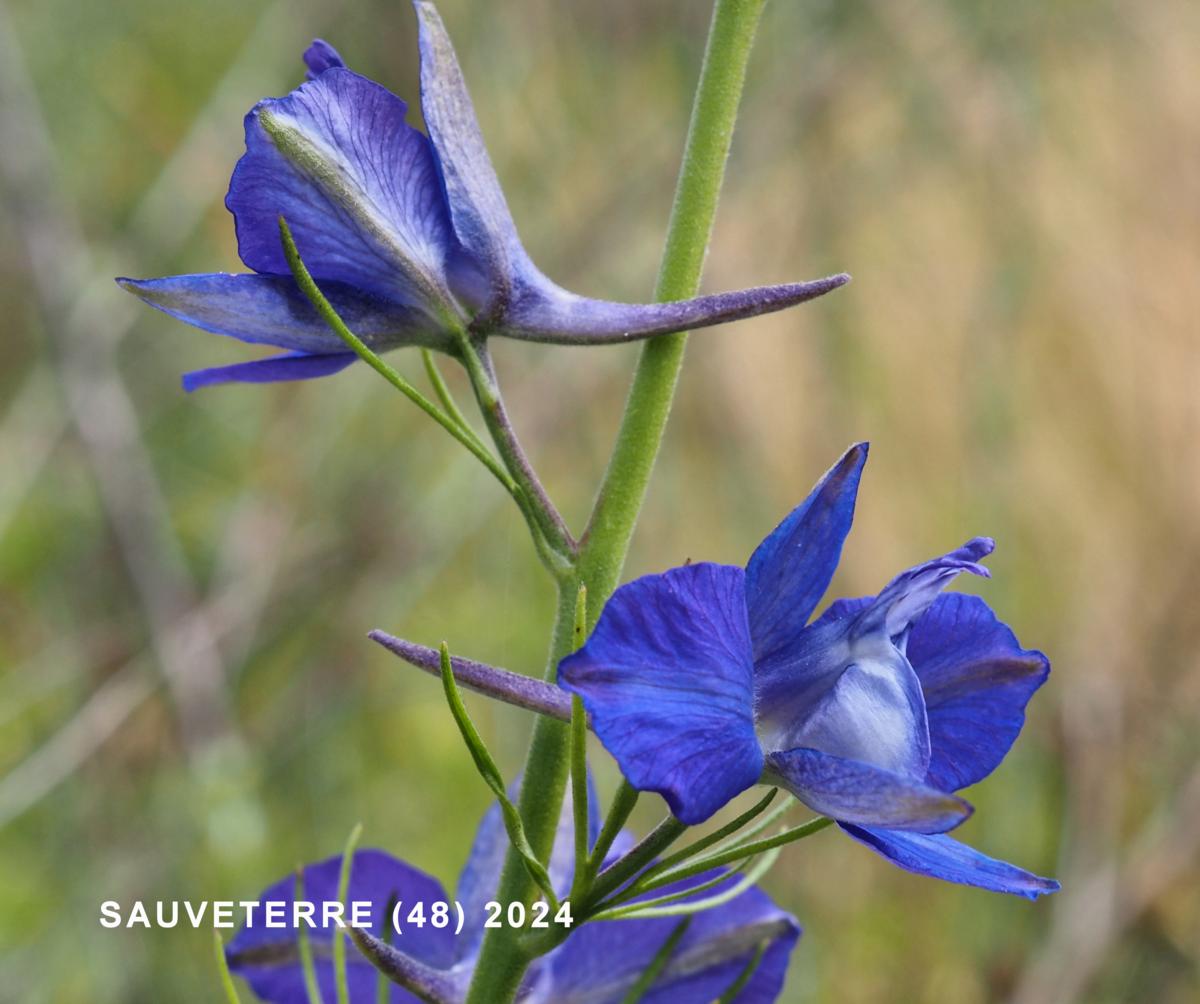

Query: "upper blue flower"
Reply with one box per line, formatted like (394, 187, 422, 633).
(560, 444, 1059, 899)
(225, 781, 800, 1002)
(118, 2, 847, 391)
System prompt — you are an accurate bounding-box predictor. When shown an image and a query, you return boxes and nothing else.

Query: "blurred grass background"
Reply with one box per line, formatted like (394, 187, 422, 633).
(1, 0, 1197, 1000)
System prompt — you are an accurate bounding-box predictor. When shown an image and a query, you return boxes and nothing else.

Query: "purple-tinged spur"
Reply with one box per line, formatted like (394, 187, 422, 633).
(559, 443, 1060, 899)
(118, 2, 847, 391)
(225, 784, 799, 1003)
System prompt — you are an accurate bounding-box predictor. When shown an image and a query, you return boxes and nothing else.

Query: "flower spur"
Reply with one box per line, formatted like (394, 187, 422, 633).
(118, 3, 847, 391)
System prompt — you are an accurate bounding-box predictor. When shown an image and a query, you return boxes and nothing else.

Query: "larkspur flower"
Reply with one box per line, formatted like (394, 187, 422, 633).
(558, 443, 1060, 898)
(117, 1, 847, 391)
(225, 784, 799, 1003)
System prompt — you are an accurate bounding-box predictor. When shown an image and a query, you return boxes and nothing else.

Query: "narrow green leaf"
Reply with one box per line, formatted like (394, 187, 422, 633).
(421, 348, 479, 439)
(714, 941, 769, 1003)
(439, 643, 558, 906)
(334, 823, 364, 1004)
(586, 814, 688, 909)
(705, 790, 796, 856)
(464, 0, 770, 995)
(592, 847, 780, 922)
(213, 930, 245, 1004)
(586, 779, 639, 881)
(602, 854, 755, 914)
(277, 217, 515, 495)
(294, 869, 325, 1004)
(643, 817, 832, 894)
(569, 695, 589, 901)
(619, 918, 691, 1004)
(640, 789, 779, 884)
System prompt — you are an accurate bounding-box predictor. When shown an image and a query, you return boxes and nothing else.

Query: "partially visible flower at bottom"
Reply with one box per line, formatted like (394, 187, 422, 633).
(225, 785, 799, 1003)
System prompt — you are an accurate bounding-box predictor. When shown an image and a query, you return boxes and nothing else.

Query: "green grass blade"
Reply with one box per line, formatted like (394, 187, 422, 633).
(334, 822, 364, 1004)
(213, 931, 245, 1004)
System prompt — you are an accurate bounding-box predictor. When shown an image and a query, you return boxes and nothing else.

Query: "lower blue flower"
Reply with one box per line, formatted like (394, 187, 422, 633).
(560, 443, 1059, 899)
(225, 784, 800, 1002)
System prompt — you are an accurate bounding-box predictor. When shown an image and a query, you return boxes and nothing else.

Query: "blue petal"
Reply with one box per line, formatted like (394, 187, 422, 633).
(840, 824, 1060, 899)
(413, 1, 527, 307)
(538, 869, 799, 1003)
(183, 351, 356, 391)
(770, 656, 931, 781)
(413, 0, 850, 340)
(227, 66, 461, 319)
(303, 39, 345, 79)
(225, 849, 454, 1003)
(559, 564, 762, 825)
(745, 443, 868, 668)
(859, 538, 994, 643)
(753, 537, 1000, 792)
(907, 593, 1051, 792)
(117, 273, 438, 354)
(766, 748, 972, 832)
(753, 618, 933, 783)
(502, 273, 850, 345)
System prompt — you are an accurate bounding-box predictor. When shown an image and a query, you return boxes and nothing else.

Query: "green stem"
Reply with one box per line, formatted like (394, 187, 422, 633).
(280, 218, 573, 576)
(464, 581, 579, 1000)
(569, 694, 590, 903)
(420, 348, 490, 453)
(464, 2, 767, 1000)
(586, 780, 640, 884)
(213, 931, 246, 1004)
(577, 0, 767, 593)
(457, 337, 576, 564)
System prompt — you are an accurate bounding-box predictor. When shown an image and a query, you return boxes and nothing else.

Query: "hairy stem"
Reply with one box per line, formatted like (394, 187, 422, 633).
(578, 0, 768, 594)
(465, 2, 768, 1000)
(459, 337, 576, 564)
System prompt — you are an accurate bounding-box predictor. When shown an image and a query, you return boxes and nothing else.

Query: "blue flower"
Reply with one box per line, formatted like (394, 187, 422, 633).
(118, 2, 847, 391)
(225, 786, 799, 1003)
(559, 444, 1059, 899)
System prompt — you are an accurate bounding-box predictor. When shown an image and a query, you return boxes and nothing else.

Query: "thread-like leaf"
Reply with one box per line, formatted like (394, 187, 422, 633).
(294, 869, 324, 1004)
(714, 942, 769, 1003)
(213, 931, 245, 1004)
(439, 643, 558, 906)
(592, 847, 780, 922)
(619, 918, 691, 1004)
(333, 823, 363, 1004)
